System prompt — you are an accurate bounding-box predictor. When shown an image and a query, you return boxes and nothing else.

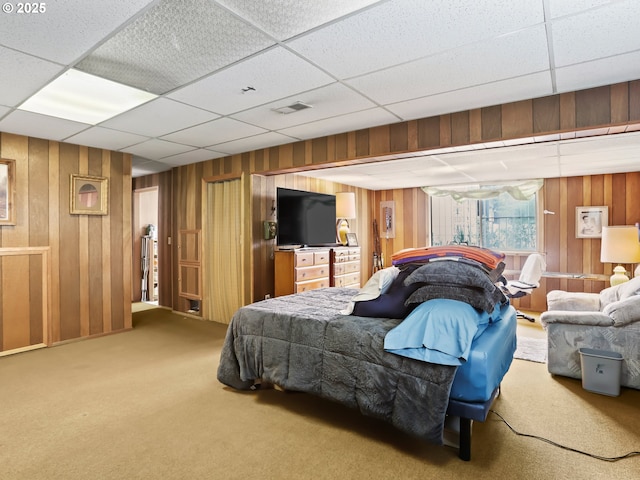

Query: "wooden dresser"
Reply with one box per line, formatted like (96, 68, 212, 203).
(331, 247, 361, 288)
(274, 247, 362, 297)
(274, 248, 331, 297)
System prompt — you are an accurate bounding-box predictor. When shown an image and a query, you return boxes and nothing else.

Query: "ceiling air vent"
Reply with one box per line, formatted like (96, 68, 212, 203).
(272, 101, 313, 115)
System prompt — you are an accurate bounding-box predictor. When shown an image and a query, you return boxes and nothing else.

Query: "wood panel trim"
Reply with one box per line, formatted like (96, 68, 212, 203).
(0, 246, 50, 355)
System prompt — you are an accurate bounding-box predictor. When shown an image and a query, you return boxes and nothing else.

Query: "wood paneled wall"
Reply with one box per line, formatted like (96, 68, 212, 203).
(139, 80, 640, 314)
(0, 133, 132, 353)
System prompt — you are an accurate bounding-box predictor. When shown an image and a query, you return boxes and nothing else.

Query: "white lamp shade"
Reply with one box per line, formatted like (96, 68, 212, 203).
(600, 226, 640, 264)
(336, 192, 356, 219)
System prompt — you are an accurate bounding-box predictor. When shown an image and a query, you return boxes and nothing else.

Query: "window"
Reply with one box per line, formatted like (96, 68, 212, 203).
(430, 192, 537, 251)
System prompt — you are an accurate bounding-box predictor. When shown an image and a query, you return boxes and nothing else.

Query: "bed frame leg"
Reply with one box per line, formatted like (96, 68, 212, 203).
(458, 417, 472, 461)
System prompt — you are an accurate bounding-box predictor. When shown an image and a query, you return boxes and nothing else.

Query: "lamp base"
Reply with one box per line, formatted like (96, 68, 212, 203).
(337, 219, 349, 245)
(610, 265, 629, 287)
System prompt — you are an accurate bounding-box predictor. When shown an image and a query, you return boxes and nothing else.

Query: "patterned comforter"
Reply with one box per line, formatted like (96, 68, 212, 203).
(217, 287, 457, 445)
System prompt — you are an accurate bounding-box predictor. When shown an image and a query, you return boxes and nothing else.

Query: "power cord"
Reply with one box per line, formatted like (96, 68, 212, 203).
(490, 410, 640, 462)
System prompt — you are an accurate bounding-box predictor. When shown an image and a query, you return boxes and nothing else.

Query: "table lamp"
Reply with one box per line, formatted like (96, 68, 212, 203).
(600, 225, 640, 286)
(335, 192, 356, 245)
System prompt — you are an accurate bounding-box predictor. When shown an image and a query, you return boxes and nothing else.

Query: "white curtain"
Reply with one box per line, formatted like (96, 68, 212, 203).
(204, 178, 244, 324)
(422, 179, 543, 202)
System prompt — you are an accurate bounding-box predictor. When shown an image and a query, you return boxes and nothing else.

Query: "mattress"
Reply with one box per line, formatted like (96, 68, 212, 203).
(449, 304, 517, 402)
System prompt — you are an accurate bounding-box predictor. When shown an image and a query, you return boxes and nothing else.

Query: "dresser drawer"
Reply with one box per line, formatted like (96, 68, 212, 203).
(343, 261, 359, 273)
(294, 252, 315, 267)
(314, 250, 330, 265)
(295, 264, 330, 282)
(334, 272, 360, 288)
(295, 277, 330, 293)
(333, 248, 350, 259)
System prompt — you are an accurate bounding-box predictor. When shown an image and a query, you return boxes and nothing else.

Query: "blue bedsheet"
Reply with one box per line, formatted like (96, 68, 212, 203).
(383, 298, 504, 366)
(383, 299, 517, 402)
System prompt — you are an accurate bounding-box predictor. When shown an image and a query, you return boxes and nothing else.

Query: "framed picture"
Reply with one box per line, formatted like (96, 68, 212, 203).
(380, 200, 396, 238)
(346, 232, 358, 247)
(576, 206, 608, 238)
(70, 174, 108, 215)
(0, 159, 16, 226)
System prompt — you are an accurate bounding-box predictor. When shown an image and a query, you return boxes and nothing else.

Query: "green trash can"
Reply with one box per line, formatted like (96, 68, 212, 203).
(579, 348, 623, 396)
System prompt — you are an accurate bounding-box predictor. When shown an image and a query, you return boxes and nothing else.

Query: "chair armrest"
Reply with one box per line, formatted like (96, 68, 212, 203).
(546, 290, 600, 311)
(602, 295, 640, 326)
(540, 311, 613, 327)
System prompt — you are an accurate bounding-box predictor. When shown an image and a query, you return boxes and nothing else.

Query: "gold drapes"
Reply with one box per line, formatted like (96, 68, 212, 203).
(204, 178, 244, 323)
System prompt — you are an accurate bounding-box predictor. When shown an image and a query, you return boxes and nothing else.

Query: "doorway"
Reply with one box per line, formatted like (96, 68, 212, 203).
(133, 187, 159, 304)
(203, 177, 246, 323)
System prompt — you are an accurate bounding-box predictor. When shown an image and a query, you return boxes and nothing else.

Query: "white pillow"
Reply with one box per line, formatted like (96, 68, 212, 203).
(341, 266, 400, 314)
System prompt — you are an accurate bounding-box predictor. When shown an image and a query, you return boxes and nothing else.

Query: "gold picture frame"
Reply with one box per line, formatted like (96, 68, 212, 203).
(70, 174, 108, 215)
(0, 158, 16, 226)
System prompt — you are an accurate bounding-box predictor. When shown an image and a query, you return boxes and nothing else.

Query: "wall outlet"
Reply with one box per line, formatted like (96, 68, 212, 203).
(264, 294, 271, 299)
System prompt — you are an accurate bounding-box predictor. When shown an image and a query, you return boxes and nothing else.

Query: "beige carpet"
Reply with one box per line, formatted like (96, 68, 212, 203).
(1, 307, 638, 480)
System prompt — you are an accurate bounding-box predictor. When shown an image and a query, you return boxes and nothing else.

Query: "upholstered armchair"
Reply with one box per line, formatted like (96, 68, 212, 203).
(540, 276, 640, 390)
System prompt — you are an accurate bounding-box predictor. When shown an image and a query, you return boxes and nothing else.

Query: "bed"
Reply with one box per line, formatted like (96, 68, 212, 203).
(217, 286, 517, 460)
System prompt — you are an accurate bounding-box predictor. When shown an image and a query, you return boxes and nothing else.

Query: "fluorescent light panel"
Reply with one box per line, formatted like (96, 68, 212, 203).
(18, 69, 157, 125)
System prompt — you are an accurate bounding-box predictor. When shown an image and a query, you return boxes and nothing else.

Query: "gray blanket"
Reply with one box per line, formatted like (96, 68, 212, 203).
(217, 287, 457, 445)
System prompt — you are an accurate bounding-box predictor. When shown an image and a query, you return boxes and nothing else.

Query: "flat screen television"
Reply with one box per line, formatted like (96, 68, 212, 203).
(276, 187, 337, 247)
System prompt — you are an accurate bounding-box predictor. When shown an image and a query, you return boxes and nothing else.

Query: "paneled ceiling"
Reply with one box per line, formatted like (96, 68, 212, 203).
(0, 0, 639, 188)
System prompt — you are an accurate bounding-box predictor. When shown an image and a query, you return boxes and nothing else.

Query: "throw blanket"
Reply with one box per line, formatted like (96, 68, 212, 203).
(217, 288, 458, 445)
(391, 245, 505, 270)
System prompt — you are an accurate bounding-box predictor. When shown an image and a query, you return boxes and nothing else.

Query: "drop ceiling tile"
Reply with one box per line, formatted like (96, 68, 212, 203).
(0, 105, 10, 118)
(0, 110, 89, 141)
(122, 139, 195, 160)
(161, 117, 267, 148)
(0, 48, 63, 107)
(547, 0, 610, 18)
(347, 25, 550, 105)
(65, 127, 149, 151)
(168, 47, 335, 115)
(232, 83, 378, 131)
(386, 72, 553, 120)
(160, 148, 224, 167)
(554, 51, 640, 93)
(558, 133, 640, 155)
(287, 0, 544, 79)
(215, 0, 380, 41)
(278, 107, 398, 140)
(76, 0, 275, 94)
(440, 143, 559, 165)
(551, 0, 640, 67)
(131, 158, 173, 177)
(560, 161, 638, 177)
(0, 0, 155, 64)
(456, 156, 561, 177)
(101, 98, 219, 137)
(210, 132, 299, 155)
